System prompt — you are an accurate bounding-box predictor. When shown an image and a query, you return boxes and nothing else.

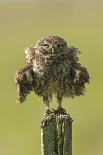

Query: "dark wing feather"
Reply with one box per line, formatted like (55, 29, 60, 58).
(70, 64, 89, 96)
(68, 47, 90, 96)
(15, 64, 34, 103)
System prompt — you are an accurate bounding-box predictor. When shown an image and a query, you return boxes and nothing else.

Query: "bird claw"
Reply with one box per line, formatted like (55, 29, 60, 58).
(44, 107, 67, 116)
(56, 107, 66, 114)
(45, 107, 55, 115)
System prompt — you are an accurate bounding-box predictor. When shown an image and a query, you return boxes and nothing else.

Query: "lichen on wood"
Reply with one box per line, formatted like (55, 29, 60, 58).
(41, 110, 73, 155)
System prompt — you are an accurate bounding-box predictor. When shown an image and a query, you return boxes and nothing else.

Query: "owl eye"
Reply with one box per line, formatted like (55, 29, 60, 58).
(43, 43, 49, 48)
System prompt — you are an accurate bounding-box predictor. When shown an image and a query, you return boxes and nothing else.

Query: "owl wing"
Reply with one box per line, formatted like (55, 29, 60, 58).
(25, 47, 36, 64)
(68, 47, 90, 96)
(15, 64, 34, 103)
(69, 63, 89, 96)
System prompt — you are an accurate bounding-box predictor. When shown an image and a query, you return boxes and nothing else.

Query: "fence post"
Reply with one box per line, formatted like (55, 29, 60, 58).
(41, 110, 73, 155)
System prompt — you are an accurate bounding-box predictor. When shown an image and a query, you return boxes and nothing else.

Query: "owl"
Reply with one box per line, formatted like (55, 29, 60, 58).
(15, 36, 89, 113)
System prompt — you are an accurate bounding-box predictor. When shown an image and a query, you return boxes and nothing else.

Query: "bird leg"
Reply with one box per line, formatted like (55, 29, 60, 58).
(57, 94, 63, 109)
(57, 95, 66, 114)
(43, 96, 54, 114)
(58, 99, 62, 109)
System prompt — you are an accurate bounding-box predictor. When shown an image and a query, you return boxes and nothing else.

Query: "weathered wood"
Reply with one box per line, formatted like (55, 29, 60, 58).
(41, 110, 73, 155)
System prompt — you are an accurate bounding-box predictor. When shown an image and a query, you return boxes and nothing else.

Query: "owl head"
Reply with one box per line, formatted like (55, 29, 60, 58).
(25, 36, 69, 62)
(24, 36, 80, 66)
(34, 35, 69, 55)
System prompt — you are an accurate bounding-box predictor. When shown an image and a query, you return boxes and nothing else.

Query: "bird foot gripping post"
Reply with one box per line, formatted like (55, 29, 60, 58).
(41, 109, 73, 155)
(15, 36, 89, 155)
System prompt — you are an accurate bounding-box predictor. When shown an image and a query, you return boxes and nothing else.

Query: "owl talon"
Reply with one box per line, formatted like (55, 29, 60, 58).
(45, 107, 55, 115)
(56, 107, 66, 114)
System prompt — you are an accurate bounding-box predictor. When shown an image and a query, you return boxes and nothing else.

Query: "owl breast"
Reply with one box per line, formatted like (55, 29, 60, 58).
(33, 58, 70, 97)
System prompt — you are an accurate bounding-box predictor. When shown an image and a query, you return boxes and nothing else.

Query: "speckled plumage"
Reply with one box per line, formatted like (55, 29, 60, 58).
(15, 36, 89, 109)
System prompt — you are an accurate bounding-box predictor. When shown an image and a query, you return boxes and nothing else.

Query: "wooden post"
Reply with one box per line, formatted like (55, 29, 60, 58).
(41, 110, 73, 155)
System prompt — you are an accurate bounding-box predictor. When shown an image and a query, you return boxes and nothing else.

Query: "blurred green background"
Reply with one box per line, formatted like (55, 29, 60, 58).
(0, 0, 103, 155)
